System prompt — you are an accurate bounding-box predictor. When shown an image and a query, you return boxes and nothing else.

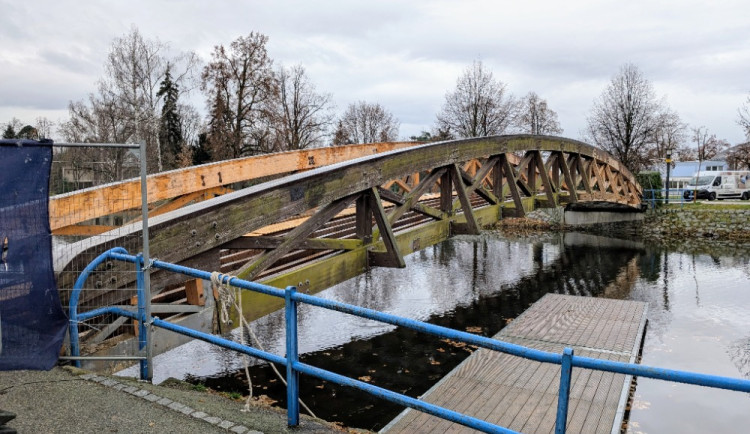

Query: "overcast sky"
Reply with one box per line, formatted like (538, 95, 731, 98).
(2, 0, 749, 145)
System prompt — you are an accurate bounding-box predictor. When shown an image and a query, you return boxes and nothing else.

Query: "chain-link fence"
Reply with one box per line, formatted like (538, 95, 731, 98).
(50, 143, 148, 362)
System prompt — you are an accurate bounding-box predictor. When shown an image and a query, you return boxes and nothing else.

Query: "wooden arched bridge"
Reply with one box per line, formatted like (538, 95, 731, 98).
(53, 135, 641, 359)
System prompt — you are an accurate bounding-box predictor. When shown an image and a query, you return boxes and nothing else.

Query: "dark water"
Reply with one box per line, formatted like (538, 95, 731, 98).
(122, 232, 750, 433)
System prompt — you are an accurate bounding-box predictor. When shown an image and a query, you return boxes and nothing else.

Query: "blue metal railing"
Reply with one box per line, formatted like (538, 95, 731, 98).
(69, 248, 750, 433)
(643, 188, 689, 208)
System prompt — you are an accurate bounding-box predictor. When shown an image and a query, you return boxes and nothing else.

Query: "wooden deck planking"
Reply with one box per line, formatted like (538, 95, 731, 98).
(383, 294, 647, 434)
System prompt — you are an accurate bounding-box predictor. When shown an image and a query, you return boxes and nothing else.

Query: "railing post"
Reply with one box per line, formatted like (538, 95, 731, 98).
(136, 254, 148, 380)
(285, 285, 300, 426)
(555, 347, 574, 434)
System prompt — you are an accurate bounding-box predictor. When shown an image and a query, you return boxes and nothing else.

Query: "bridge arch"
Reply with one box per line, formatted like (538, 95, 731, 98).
(56, 135, 641, 311)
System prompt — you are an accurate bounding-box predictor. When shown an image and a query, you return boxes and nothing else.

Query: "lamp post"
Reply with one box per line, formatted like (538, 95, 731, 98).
(665, 153, 672, 204)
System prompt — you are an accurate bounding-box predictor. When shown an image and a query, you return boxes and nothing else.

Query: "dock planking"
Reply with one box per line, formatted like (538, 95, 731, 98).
(383, 294, 647, 434)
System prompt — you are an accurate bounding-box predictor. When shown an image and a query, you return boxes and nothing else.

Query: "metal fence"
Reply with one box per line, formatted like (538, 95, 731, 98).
(69, 247, 750, 434)
(51, 142, 152, 373)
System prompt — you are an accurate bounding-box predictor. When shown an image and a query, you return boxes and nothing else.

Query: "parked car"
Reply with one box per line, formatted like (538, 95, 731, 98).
(683, 171, 750, 201)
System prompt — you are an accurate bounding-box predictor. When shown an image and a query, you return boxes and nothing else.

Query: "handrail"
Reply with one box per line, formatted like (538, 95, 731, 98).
(69, 249, 750, 433)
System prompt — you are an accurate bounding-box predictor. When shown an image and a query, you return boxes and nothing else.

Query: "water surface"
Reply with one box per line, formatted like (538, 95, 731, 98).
(123, 232, 750, 433)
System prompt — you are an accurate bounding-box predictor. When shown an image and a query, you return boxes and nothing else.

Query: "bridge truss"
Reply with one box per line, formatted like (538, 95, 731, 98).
(54, 135, 641, 355)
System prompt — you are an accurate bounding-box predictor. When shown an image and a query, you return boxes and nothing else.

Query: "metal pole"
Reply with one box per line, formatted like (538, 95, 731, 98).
(285, 286, 300, 426)
(139, 140, 153, 381)
(665, 153, 672, 204)
(555, 347, 574, 434)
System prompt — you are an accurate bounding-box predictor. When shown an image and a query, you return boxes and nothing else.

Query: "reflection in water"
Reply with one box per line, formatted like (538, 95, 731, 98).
(627, 248, 750, 434)
(123, 232, 750, 433)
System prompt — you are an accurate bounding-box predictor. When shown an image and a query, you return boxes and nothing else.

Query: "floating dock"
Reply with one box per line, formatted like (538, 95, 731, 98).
(383, 294, 648, 433)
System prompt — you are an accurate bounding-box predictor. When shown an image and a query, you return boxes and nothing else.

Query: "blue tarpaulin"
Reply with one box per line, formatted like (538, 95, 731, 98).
(0, 139, 67, 370)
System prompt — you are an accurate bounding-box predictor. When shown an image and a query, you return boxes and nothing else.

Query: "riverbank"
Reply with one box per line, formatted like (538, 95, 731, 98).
(0, 366, 353, 434)
(494, 204, 750, 254)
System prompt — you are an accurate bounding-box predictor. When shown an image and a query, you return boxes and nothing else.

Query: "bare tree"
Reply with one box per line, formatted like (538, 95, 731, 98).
(649, 107, 687, 161)
(692, 126, 728, 163)
(738, 94, 750, 139)
(61, 26, 198, 174)
(102, 26, 199, 171)
(515, 92, 562, 135)
(436, 60, 516, 138)
(272, 65, 334, 150)
(587, 63, 662, 172)
(726, 143, 750, 170)
(35, 117, 56, 139)
(201, 32, 278, 159)
(58, 91, 132, 183)
(332, 101, 399, 145)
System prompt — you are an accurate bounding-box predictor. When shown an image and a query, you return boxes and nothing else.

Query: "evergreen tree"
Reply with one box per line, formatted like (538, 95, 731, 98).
(2, 124, 16, 139)
(157, 65, 183, 169)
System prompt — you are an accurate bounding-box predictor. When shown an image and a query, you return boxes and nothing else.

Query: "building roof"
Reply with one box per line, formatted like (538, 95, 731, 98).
(669, 160, 727, 178)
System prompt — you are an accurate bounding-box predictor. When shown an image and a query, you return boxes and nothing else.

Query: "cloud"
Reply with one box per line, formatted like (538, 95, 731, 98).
(1, 0, 749, 143)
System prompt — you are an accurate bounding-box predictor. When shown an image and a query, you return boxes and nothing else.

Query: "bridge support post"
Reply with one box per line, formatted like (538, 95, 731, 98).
(355, 194, 373, 244)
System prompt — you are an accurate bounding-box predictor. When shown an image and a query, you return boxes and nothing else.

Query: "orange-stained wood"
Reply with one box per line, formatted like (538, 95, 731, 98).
(49, 142, 419, 230)
(52, 225, 116, 236)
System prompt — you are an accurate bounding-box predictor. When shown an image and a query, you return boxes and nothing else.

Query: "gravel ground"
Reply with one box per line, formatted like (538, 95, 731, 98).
(0, 367, 352, 434)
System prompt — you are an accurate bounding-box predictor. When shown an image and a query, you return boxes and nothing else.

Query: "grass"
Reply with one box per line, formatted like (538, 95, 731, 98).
(662, 201, 750, 210)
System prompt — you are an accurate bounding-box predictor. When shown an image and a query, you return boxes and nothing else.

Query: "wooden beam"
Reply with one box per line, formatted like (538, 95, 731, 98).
(52, 224, 115, 236)
(547, 152, 561, 191)
(367, 188, 405, 268)
(492, 156, 504, 200)
(449, 164, 480, 235)
(383, 167, 447, 225)
(49, 141, 419, 230)
(557, 152, 578, 203)
(185, 279, 205, 306)
(439, 169, 453, 214)
(456, 156, 501, 205)
(500, 154, 526, 217)
(534, 152, 556, 206)
(146, 186, 233, 220)
(235, 193, 359, 280)
(525, 151, 538, 196)
(222, 235, 362, 251)
(356, 193, 374, 244)
(575, 155, 593, 194)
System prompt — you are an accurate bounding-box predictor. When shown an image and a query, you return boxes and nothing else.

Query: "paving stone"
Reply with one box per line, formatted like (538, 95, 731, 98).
(112, 383, 127, 391)
(121, 386, 138, 394)
(143, 393, 161, 402)
(101, 379, 119, 387)
(167, 402, 185, 412)
(229, 426, 249, 433)
(218, 420, 234, 429)
(179, 406, 194, 415)
(156, 397, 173, 406)
(79, 374, 97, 380)
(203, 416, 221, 425)
(132, 389, 149, 397)
(190, 411, 208, 419)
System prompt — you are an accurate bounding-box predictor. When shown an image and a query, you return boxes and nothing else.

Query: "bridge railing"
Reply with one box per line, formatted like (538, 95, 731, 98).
(68, 247, 750, 434)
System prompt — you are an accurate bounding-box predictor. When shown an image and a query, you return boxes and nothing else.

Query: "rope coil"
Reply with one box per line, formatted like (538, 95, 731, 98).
(210, 272, 316, 418)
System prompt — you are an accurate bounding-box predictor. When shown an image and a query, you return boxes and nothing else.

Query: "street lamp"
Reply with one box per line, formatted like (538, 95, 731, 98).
(665, 153, 672, 204)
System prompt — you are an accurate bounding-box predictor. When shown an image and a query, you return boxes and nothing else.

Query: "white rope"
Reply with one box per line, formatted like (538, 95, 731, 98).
(210, 272, 316, 418)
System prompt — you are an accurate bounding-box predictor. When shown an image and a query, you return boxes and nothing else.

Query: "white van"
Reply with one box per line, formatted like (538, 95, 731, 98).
(683, 171, 750, 201)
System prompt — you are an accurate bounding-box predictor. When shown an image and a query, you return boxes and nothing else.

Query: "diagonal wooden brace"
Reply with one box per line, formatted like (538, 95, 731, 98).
(366, 188, 406, 268)
(236, 194, 358, 280)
